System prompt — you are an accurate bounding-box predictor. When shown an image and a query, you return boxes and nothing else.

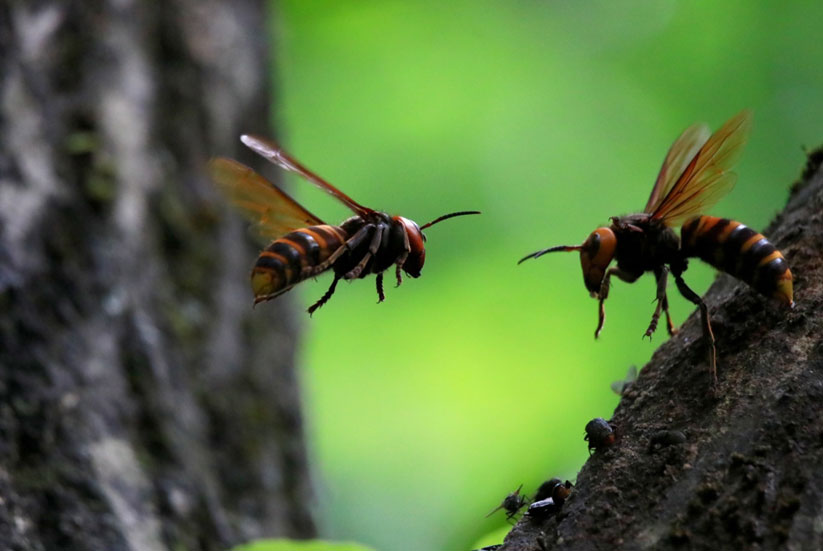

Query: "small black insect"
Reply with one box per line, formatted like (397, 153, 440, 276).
(526, 497, 558, 521)
(533, 478, 574, 505)
(486, 484, 528, 522)
(533, 478, 563, 502)
(585, 417, 616, 454)
(551, 480, 573, 506)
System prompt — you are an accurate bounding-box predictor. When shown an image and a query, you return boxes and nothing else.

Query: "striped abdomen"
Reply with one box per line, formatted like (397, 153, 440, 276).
(251, 224, 349, 302)
(680, 215, 793, 306)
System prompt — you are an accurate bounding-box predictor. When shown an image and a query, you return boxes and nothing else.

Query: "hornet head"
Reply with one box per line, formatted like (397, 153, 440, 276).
(396, 211, 481, 278)
(518, 226, 617, 297)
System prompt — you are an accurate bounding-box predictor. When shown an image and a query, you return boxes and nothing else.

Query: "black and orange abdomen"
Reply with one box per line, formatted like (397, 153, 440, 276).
(251, 224, 349, 303)
(680, 215, 793, 306)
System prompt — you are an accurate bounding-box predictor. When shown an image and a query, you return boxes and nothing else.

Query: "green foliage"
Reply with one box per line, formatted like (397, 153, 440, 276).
(271, 1, 823, 550)
(234, 540, 374, 551)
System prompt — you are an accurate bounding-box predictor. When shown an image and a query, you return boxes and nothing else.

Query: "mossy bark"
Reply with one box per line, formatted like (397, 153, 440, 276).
(500, 150, 823, 551)
(0, 2, 315, 550)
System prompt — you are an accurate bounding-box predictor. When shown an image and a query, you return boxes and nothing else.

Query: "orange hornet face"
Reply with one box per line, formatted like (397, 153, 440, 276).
(580, 227, 616, 296)
(395, 216, 425, 277)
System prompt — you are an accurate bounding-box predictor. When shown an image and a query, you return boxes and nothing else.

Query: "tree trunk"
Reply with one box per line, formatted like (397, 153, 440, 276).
(497, 150, 823, 551)
(0, 2, 315, 550)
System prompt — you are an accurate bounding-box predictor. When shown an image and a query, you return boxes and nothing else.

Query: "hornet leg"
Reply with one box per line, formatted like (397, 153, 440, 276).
(346, 224, 386, 280)
(596, 266, 641, 339)
(673, 272, 717, 387)
(645, 266, 673, 340)
(394, 227, 411, 287)
(310, 224, 376, 276)
(375, 272, 385, 303)
(663, 294, 676, 336)
(308, 274, 341, 315)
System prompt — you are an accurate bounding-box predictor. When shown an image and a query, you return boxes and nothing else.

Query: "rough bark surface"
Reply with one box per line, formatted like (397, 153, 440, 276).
(498, 150, 823, 551)
(0, 2, 315, 550)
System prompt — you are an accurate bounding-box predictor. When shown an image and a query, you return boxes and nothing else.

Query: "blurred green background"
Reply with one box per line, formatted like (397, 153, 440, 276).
(268, 1, 823, 549)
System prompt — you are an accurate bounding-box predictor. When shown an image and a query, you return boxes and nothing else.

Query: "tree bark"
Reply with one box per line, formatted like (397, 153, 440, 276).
(499, 149, 823, 551)
(0, 2, 315, 550)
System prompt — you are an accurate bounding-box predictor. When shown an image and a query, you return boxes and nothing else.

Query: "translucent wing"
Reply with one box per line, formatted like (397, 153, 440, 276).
(209, 157, 325, 241)
(610, 365, 638, 396)
(644, 122, 711, 214)
(650, 110, 752, 227)
(652, 171, 737, 225)
(240, 135, 374, 217)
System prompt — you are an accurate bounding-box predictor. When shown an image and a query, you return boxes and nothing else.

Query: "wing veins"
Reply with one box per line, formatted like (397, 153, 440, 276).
(240, 135, 374, 216)
(209, 157, 325, 242)
(650, 110, 752, 227)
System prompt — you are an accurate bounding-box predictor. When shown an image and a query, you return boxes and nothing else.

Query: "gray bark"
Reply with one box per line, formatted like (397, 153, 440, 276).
(0, 1, 315, 550)
(499, 151, 823, 550)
